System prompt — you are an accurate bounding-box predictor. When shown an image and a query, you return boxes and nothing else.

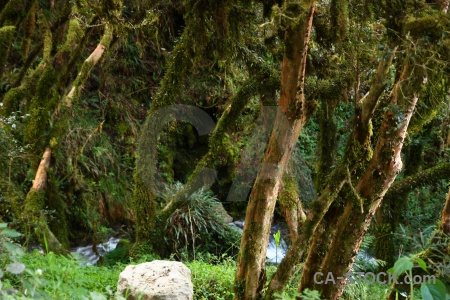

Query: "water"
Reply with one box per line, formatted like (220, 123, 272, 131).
(71, 237, 120, 266)
(229, 221, 288, 264)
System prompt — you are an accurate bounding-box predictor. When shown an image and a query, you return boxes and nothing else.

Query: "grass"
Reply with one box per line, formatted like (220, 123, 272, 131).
(1, 249, 398, 300)
(1, 251, 123, 299)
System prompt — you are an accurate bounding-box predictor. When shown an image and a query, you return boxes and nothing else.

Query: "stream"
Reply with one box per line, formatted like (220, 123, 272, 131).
(71, 222, 288, 266)
(71, 237, 120, 266)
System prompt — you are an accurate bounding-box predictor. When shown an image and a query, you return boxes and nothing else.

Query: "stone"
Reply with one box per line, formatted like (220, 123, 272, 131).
(117, 260, 193, 300)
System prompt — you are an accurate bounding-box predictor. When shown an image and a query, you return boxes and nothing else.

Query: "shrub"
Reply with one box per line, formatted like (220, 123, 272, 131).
(187, 256, 236, 300)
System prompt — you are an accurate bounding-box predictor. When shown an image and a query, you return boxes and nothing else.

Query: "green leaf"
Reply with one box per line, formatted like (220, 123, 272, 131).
(0, 269, 3, 278)
(6, 262, 26, 275)
(3, 241, 25, 257)
(0, 223, 7, 229)
(90, 291, 107, 300)
(421, 280, 447, 300)
(387, 256, 414, 278)
(415, 257, 427, 272)
(1, 228, 21, 238)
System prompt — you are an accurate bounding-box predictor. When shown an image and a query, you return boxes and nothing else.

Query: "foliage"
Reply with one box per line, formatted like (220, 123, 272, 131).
(164, 183, 241, 260)
(103, 239, 132, 266)
(343, 234, 389, 300)
(353, 234, 386, 273)
(0, 223, 122, 299)
(387, 255, 449, 300)
(187, 255, 236, 300)
(274, 289, 321, 300)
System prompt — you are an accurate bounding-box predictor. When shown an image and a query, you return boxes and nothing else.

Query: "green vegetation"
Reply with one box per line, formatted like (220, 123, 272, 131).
(1, 0, 450, 298)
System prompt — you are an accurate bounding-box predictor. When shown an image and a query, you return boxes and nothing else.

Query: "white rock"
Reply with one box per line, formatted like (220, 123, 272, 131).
(117, 260, 193, 300)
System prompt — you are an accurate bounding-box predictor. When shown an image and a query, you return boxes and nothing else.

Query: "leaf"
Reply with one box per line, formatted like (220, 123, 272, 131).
(1, 228, 21, 238)
(90, 291, 107, 300)
(2, 241, 25, 257)
(415, 257, 427, 272)
(0, 270, 3, 278)
(0, 223, 7, 229)
(6, 262, 26, 275)
(387, 256, 414, 278)
(421, 280, 447, 300)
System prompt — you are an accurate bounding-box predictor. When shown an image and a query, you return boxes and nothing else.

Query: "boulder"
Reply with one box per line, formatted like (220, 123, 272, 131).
(117, 260, 193, 300)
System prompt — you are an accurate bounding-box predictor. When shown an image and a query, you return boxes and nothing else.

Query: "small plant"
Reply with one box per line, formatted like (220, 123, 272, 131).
(0, 223, 26, 293)
(388, 255, 448, 300)
(165, 183, 240, 260)
(187, 256, 236, 300)
(273, 229, 281, 264)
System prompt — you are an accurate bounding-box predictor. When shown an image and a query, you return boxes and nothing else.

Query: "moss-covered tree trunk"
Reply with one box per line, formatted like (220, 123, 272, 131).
(21, 22, 114, 253)
(234, 2, 315, 299)
(264, 47, 396, 299)
(440, 185, 450, 234)
(298, 201, 342, 292)
(314, 49, 423, 299)
(22, 148, 68, 254)
(279, 162, 306, 242)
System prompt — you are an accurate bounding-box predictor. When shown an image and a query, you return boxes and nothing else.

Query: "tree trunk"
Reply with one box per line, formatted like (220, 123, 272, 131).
(264, 48, 396, 299)
(22, 148, 68, 254)
(21, 25, 114, 253)
(441, 185, 450, 234)
(279, 161, 306, 242)
(235, 2, 315, 299)
(299, 200, 342, 292)
(315, 49, 423, 300)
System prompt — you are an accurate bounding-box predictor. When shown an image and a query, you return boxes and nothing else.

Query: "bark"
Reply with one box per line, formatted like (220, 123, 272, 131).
(299, 200, 343, 292)
(436, 0, 450, 12)
(441, 186, 450, 234)
(21, 25, 114, 253)
(316, 49, 423, 299)
(315, 97, 339, 191)
(279, 162, 306, 241)
(264, 48, 396, 299)
(235, 2, 315, 299)
(22, 148, 68, 254)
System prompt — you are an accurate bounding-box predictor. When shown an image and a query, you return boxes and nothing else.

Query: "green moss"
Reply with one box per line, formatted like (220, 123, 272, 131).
(1, 86, 27, 115)
(23, 190, 45, 217)
(403, 14, 448, 41)
(20, 5, 35, 59)
(0, 0, 34, 26)
(61, 11, 83, 53)
(0, 25, 15, 75)
(104, 239, 131, 265)
(24, 66, 58, 151)
(132, 171, 157, 243)
(409, 78, 447, 134)
(280, 175, 299, 210)
(330, 0, 348, 42)
(45, 170, 69, 248)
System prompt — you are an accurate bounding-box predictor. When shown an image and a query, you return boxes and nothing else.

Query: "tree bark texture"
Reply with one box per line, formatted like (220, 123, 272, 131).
(234, 2, 315, 299)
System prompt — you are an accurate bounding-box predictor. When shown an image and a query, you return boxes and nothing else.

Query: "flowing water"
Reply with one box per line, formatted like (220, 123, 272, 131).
(71, 237, 120, 266)
(229, 221, 288, 264)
